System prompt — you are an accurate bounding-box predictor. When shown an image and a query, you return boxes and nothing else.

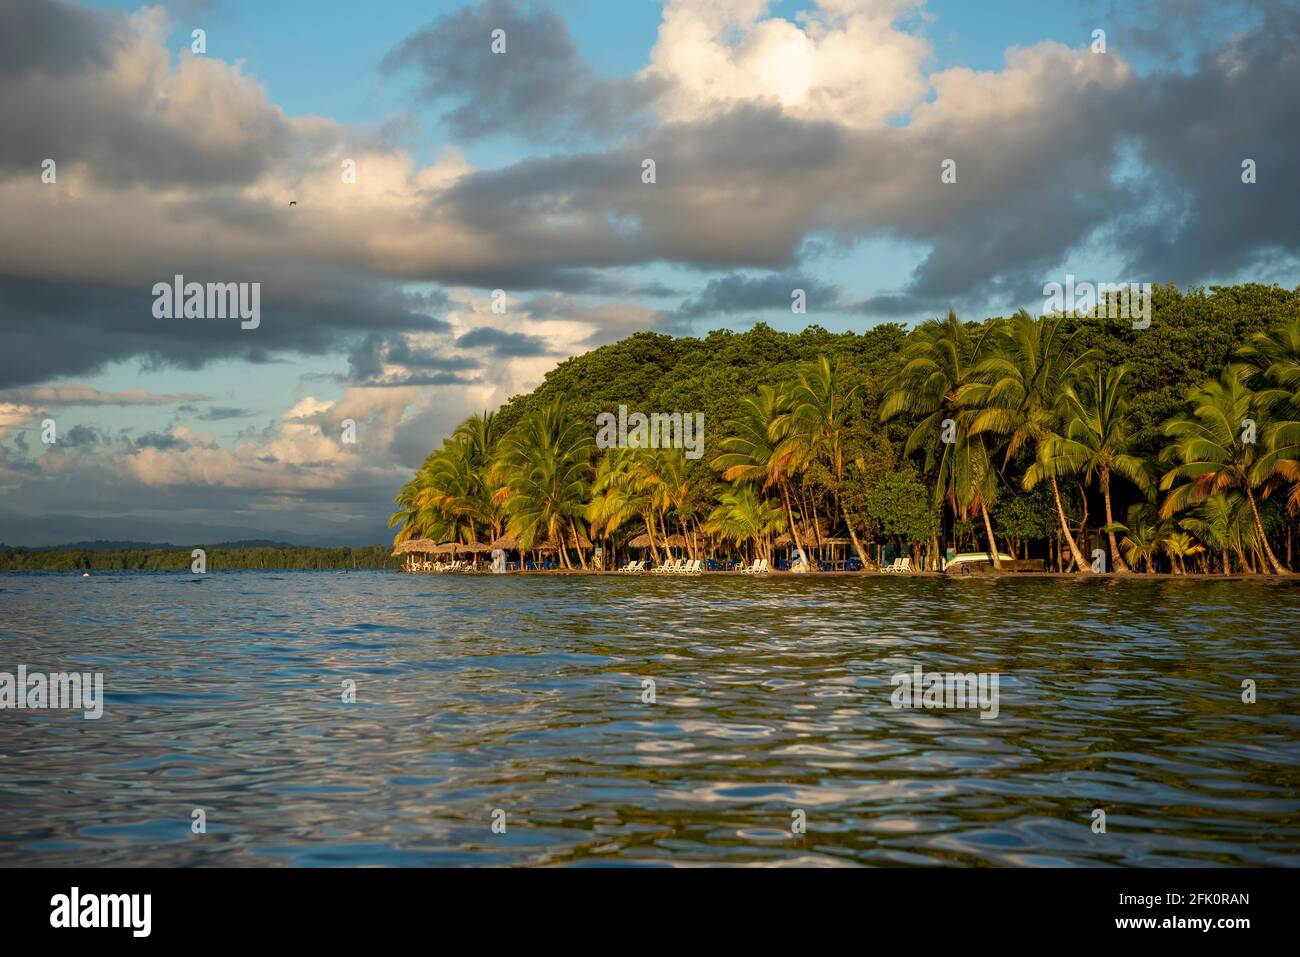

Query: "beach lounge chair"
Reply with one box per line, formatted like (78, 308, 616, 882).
(754, 559, 769, 573)
(898, 557, 913, 573)
(882, 558, 902, 573)
(684, 559, 702, 574)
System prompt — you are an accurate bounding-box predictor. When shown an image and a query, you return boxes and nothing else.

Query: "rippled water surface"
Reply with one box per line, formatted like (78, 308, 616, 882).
(2, 571, 1299, 866)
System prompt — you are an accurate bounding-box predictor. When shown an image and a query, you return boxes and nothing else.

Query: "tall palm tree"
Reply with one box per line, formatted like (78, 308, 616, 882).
(963, 309, 1097, 573)
(1238, 320, 1300, 557)
(494, 400, 594, 568)
(1159, 368, 1288, 574)
(1029, 364, 1153, 572)
(773, 356, 872, 566)
(881, 311, 1003, 567)
(589, 448, 654, 561)
(714, 385, 807, 555)
(1237, 317, 1300, 418)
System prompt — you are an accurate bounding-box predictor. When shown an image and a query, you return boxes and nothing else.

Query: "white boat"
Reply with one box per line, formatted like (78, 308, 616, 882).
(942, 551, 1013, 573)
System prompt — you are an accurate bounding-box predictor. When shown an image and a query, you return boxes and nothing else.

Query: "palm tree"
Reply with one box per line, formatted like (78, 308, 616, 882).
(1161, 530, 1204, 575)
(714, 385, 807, 555)
(881, 311, 1004, 567)
(494, 400, 594, 568)
(1160, 368, 1288, 574)
(774, 357, 871, 567)
(963, 309, 1097, 573)
(705, 485, 785, 561)
(1029, 364, 1153, 572)
(588, 448, 653, 563)
(1237, 317, 1300, 418)
(1179, 492, 1258, 575)
(1237, 320, 1300, 558)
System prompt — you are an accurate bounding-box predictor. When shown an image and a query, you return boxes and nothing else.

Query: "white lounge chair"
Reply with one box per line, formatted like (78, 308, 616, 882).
(898, 557, 913, 573)
(685, 559, 702, 574)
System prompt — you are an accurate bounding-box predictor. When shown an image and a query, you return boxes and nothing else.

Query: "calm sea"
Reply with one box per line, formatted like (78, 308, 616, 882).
(2, 571, 1298, 866)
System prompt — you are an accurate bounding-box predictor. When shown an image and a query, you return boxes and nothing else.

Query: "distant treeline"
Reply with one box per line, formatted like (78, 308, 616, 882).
(0, 545, 400, 571)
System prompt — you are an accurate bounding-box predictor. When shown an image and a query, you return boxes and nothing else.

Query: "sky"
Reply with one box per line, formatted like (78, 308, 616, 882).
(1, 0, 1297, 546)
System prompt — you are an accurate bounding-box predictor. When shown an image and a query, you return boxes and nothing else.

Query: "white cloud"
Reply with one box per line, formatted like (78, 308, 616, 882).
(646, 0, 931, 127)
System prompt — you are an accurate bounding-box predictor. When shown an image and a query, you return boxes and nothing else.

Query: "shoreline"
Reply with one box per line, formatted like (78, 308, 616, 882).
(397, 568, 1298, 582)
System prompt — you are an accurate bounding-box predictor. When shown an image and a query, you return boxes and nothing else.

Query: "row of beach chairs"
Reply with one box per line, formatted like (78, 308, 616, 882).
(881, 557, 913, 574)
(618, 558, 772, 574)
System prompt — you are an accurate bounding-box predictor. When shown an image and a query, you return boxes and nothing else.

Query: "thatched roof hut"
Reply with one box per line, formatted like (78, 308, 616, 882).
(395, 538, 439, 555)
(775, 521, 834, 546)
(627, 532, 653, 548)
(489, 533, 520, 551)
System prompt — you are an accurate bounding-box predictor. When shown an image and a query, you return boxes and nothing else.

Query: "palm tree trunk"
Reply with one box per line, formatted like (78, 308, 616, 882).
(644, 515, 662, 565)
(1100, 469, 1130, 573)
(1050, 477, 1090, 573)
(780, 482, 805, 555)
(979, 502, 1002, 569)
(568, 519, 587, 569)
(839, 497, 870, 567)
(1245, 487, 1287, 574)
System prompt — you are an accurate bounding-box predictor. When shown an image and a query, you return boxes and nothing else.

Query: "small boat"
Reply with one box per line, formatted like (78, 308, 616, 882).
(942, 552, 1013, 574)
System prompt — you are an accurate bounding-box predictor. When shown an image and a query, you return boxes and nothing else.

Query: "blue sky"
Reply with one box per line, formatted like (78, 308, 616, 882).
(2, 0, 1296, 544)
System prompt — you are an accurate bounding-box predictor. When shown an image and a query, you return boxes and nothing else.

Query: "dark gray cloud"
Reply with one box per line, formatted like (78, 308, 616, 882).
(454, 327, 553, 357)
(0, 0, 117, 79)
(61, 424, 107, 448)
(193, 406, 256, 421)
(346, 333, 480, 384)
(0, 0, 297, 186)
(381, 0, 660, 144)
(134, 431, 190, 451)
(0, 276, 450, 389)
(1114, 0, 1300, 285)
(676, 274, 845, 319)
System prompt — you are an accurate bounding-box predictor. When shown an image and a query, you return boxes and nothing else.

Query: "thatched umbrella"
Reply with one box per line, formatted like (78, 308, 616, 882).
(396, 538, 438, 555)
(627, 532, 653, 548)
(663, 533, 688, 548)
(459, 541, 492, 553)
(489, 533, 519, 551)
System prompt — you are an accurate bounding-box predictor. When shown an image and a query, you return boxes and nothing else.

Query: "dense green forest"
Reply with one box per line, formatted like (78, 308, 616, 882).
(0, 545, 399, 572)
(391, 283, 1300, 574)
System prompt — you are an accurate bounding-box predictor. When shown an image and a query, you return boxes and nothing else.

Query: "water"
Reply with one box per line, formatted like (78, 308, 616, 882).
(2, 570, 1298, 867)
